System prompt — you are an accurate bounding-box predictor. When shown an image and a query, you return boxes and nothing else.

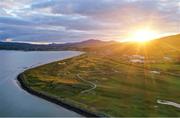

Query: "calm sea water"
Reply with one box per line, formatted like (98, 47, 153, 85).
(0, 50, 82, 117)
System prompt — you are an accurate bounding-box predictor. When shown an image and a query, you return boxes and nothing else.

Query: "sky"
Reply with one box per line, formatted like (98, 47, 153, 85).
(0, 0, 179, 43)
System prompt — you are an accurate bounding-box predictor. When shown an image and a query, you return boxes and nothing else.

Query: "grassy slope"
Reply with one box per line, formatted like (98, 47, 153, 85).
(22, 34, 180, 117)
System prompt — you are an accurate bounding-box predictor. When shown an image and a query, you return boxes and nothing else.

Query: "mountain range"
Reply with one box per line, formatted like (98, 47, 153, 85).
(0, 34, 179, 58)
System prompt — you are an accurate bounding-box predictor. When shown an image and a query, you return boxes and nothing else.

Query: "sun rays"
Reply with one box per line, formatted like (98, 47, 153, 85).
(127, 28, 159, 43)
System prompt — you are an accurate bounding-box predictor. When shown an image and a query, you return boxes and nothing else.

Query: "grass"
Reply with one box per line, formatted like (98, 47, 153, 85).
(22, 52, 180, 117)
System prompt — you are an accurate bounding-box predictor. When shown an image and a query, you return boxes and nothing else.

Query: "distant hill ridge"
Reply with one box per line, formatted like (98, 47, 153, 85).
(0, 38, 116, 51)
(0, 34, 179, 53)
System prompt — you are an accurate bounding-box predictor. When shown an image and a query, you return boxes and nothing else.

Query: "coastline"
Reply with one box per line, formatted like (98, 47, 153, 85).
(17, 70, 105, 117)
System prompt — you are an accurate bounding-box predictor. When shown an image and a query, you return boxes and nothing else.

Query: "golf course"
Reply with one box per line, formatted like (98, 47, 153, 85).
(19, 34, 180, 117)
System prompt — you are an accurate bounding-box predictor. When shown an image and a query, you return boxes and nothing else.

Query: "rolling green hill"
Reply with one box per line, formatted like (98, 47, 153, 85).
(19, 34, 180, 117)
(97, 34, 180, 58)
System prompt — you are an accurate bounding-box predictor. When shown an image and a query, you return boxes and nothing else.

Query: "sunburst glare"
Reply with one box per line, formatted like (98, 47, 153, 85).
(128, 28, 159, 43)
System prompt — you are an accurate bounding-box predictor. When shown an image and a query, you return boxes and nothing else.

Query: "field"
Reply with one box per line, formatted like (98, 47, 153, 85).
(22, 52, 180, 117)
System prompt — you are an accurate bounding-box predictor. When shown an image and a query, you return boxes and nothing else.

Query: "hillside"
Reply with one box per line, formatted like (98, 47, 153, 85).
(94, 34, 180, 59)
(0, 34, 179, 54)
(155, 34, 180, 48)
(0, 39, 114, 51)
(20, 34, 180, 117)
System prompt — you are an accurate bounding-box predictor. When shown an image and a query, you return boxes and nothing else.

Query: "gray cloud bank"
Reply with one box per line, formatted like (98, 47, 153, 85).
(0, 0, 179, 43)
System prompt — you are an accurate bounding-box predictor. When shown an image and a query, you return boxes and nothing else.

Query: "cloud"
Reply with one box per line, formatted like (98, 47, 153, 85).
(4, 38, 13, 42)
(0, 0, 179, 42)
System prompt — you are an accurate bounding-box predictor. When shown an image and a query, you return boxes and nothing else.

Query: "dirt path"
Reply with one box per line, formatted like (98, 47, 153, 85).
(77, 74, 97, 93)
(157, 99, 180, 108)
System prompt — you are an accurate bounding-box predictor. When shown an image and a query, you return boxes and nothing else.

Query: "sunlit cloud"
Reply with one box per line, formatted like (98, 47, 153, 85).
(0, 0, 179, 42)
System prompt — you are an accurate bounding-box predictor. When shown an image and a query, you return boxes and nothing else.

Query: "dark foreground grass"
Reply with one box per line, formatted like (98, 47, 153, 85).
(22, 53, 180, 117)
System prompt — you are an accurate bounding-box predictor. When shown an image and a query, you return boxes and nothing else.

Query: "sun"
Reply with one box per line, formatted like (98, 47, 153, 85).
(128, 28, 158, 43)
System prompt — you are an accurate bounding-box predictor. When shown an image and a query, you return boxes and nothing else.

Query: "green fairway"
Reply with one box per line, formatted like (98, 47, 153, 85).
(22, 53, 180, 117)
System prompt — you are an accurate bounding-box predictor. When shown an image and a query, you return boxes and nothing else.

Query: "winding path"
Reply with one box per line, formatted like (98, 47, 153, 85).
(157, 99, 180, 108)
(77, 74, 97, 93)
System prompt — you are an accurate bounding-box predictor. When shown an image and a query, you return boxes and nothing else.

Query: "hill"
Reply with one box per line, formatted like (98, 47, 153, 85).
(0, 34, 179, 55)
(0, 39, 115, 51)
(19, 34, 180, 117)
(95, 34, 180, 59)
(21, 35, 180, 117)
